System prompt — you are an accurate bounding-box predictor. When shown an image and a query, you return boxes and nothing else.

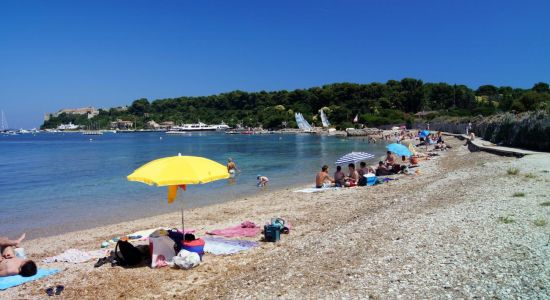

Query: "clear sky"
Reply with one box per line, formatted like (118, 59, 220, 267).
(1, 0, 549, 128)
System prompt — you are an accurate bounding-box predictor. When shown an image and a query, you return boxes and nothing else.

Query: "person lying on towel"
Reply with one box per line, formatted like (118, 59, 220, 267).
(0, 233, 37, 277)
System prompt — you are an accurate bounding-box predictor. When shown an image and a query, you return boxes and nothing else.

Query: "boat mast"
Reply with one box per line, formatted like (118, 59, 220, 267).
(1, 110, 7, 131)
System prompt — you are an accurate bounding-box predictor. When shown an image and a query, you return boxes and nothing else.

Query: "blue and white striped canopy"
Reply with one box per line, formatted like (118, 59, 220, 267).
(335, 152, 375, 165)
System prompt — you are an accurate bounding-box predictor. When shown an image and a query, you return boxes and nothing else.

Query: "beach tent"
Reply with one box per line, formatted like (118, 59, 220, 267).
(127, 153, 229, 230)
(335, 152, 375, 165)
(386, 143, 413, 157)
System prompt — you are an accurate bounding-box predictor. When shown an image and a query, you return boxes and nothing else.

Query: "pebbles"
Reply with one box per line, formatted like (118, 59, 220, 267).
(4, 138, 550, 299)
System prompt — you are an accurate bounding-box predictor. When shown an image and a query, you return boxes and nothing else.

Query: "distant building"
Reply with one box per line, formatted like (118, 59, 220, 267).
(112, 106, 128, 112)
(159, 121, 174, 129)
(110, 119, 134, 129)
(45, 106, 99, 121)
(147, 120, 160, 129)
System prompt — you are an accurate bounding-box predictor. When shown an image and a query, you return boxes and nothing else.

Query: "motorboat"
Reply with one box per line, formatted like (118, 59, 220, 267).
(169, 122, 218, 132)
(57, 122, 80, 131)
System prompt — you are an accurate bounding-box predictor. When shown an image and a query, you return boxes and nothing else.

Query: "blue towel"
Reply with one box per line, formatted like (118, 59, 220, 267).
(0, 268, 59, 290)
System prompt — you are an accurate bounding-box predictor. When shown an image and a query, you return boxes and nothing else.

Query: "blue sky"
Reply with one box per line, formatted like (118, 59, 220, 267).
(1, 0, 549, 128)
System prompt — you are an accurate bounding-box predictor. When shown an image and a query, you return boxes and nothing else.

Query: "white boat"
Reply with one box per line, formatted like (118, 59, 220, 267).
(214, 122, 230, 131)
(294, 112, 314, 133)
(169, 122, 218, 132)
(319, 109, 331, 128)
(58, 122, 80, 131)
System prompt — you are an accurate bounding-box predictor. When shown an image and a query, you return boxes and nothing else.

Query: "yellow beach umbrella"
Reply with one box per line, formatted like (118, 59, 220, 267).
(127, 153, 229, 229)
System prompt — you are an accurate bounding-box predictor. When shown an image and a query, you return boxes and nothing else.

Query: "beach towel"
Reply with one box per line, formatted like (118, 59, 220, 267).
(203, 237, 259, 255)
(294, 187, 340, 193)
(0, 268, 59, 290)
(206, 222, 260, 238)
(43, 249, 109, 264)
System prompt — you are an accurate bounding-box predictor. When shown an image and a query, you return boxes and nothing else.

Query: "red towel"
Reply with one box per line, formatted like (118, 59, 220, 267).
(206, 222, 260, 238)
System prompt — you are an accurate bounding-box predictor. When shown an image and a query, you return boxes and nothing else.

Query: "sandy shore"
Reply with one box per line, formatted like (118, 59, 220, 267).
(3, 137, 550, 299)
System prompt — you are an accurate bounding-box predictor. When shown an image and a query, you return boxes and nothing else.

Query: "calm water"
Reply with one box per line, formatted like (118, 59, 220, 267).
(0, 132, 387, 238)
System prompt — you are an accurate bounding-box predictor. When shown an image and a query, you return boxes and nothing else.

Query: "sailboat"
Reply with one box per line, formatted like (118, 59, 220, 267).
(83, 121, 103, 135)
(294, 112, 314, 133)
(1, 110, 6, 132)
(1, 110, 17, 135)
(319, 109, 331, 128)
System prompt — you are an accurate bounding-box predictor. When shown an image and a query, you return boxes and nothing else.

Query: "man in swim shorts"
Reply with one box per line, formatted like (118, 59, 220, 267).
(315, 165, 335, 188)
(0, 233, 37, 277)
(227, 158, 239, 174)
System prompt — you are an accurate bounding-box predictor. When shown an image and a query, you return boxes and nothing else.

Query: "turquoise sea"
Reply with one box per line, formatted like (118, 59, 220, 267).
(0, 132, 387, 238)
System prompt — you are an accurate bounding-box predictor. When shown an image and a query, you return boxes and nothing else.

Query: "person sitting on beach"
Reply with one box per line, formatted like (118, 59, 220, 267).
(333, 166, 346, 187)
(375, 161, 392, 176)
(436, 131, 444, 144)
(384, 151, 397, 167)
(315, 165, 335, 188)
(0, 233, 37, 277)
(361, 162, 375, 175)
(257, 175, 269, 187)
(345, 163, 360, 187)
(227, 158, 239, 174)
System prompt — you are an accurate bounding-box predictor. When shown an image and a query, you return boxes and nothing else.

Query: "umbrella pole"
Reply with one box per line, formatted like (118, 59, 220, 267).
(181, 196, 189, 235)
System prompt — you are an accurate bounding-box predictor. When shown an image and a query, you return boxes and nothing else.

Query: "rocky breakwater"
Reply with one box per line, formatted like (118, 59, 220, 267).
(346, 128, 383, 137)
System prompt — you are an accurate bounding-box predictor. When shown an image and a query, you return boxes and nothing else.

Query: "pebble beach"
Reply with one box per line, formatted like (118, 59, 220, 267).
(3, 136, 550, 299)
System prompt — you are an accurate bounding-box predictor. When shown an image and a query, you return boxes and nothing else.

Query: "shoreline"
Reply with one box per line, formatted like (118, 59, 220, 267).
(4, 136, 550, 298)
(21, 180, 312, 240)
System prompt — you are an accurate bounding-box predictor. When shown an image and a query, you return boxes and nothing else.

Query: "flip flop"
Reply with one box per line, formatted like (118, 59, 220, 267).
(45, 287, 54, 296)
(55, 285, 64, 295)
(94, 257, 107, 268)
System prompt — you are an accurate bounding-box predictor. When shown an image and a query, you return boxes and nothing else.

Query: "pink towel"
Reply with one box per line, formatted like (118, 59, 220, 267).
(206, 222, 260, 238)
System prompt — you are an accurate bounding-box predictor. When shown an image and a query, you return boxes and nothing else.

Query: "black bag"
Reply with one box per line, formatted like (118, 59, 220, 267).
(357, 175, 367, 186)
(114, 240, 143, 267)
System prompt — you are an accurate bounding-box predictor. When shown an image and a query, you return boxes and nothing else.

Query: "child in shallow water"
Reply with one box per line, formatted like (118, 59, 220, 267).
(257, 175, 269, 187)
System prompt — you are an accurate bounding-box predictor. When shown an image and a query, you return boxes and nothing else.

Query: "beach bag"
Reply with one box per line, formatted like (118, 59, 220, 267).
(358, 175, 367, 186)
(173, 250, 200, 270)
(264, 224, 280, 242)
(115, 240, 143, 267)
(150, 234, 176, 268)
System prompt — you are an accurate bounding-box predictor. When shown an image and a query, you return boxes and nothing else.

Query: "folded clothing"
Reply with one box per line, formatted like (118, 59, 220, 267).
(0, 269, 60, 290)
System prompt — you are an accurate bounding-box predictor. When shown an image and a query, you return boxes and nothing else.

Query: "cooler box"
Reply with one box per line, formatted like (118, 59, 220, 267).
(182, 238, 205, 260)
(264, 225, 280, 242)
(365, 174, 376, 186)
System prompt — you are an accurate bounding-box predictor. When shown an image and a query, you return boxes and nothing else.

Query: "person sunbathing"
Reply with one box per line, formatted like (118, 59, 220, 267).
(315, 165, 335, 188)
(0, 233, 37, 277)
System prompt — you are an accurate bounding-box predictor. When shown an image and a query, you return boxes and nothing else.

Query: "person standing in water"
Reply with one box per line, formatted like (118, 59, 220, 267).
(227, 158, 240, 175)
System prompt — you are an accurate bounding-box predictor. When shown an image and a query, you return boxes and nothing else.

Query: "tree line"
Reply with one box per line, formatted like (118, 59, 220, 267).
(42, 79, 550, 130)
